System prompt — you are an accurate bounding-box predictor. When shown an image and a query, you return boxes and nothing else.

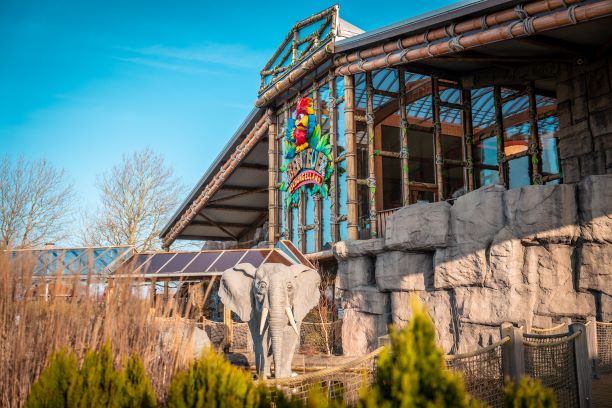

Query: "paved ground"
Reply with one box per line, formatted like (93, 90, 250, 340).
(593, 373, 612, 407)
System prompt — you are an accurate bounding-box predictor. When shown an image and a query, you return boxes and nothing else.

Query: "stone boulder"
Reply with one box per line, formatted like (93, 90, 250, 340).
(450, 184, 505, 249)
(529, 245, 595, 318)
(337, 256, 375, 290)
(456, 323, 501, 354)
(454, 285, 535, 327)
(390, 290, 455, 353)
(578, 175, 612, 243)
(578, 243, 612, 296)
(600, 293, 612, 322)
(342, 285, 390, 315)
(486, 227, 531, 289)
(341, 309, 389, 356)
(385, 201, 450, 250)
(375, 251, 433, 291)
(504, 184, 579, 243)
(334, 239, 385, 259)
(156, 317, 212, 359)
(433, 246, 487, 289)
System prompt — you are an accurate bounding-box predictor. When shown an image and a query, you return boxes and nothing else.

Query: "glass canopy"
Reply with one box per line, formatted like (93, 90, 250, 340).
(9, 246, 133, 277)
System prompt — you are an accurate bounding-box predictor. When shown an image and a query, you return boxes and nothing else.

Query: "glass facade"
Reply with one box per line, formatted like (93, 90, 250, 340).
(273, 70, 561, 253)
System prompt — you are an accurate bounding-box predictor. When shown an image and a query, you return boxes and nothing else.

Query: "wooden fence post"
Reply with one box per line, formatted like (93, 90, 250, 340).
(500, 322, 525, 384)
(570, 323, 593, 408)
(586, 316, 599, 379)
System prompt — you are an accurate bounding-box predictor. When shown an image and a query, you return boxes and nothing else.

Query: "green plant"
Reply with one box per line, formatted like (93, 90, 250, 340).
(166, 348, 270, 408)
(358, 296, 477, 408)
(504, 377, 556, 408)
(27, 345, 157, 408)
(26, 349, 78, 408)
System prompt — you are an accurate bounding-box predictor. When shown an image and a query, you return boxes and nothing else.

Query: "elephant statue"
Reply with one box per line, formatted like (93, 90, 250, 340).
(219, 262, 320, 379)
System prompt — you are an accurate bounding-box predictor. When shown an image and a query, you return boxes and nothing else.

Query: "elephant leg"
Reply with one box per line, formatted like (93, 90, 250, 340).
(280, 325, 300, 377)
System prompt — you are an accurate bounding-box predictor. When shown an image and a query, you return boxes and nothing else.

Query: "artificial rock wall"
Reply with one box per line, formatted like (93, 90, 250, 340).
(335, 175, 612, 356)
(557, 57, 612, 181)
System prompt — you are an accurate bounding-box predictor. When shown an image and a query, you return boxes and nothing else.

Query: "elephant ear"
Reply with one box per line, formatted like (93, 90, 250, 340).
(290, 264, 321, 322)
(218, 263, 256, 322)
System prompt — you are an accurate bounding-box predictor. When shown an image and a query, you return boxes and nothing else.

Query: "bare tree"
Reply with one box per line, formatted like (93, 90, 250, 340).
(0, 157, 74, 249)
(82, 149, 184, 251)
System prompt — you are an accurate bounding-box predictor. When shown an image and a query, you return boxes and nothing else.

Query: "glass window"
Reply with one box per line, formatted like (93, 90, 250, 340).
(408, 129, 435, 183)
(339, 220, 348, 241)
(508, 156, 531, 189)
(337, 159, 347, 215)
(337, 100, 346, 156)
(474, 136, 500, 187)
(291, 205, 299, 244)
(539, 115, 560, 175)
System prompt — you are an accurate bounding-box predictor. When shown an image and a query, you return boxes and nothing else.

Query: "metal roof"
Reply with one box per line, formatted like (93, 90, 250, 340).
(335, 0, 519, 53)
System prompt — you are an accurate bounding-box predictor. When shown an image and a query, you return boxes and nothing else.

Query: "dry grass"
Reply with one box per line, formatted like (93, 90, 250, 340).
(0, 250, 198, 407)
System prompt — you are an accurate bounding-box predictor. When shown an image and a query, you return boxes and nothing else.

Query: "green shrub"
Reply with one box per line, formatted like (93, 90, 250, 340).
(121, 354, 157, 408)
(26, 349, 78, 408)
(358, 296, 477, 408)
(166, 348, 271, 408)
(504, 377, 556, 408)
(27, 345, 156, 408)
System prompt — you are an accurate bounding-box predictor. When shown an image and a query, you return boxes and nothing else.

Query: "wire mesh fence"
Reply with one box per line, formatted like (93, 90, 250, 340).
(266, 347, 381, 405)
(445, 337, 509, 408)
(201, 319, 343, 355)
(523, 331, 580, 408)
(596, 322, 612, 373)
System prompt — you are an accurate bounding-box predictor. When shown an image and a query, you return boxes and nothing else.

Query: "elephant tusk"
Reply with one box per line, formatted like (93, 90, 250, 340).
(286, 307, 299, 336)
(260, 307, 268, 335)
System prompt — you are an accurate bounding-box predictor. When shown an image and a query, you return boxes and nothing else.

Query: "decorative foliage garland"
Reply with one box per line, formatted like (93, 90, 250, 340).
(279, 97, 333, 205)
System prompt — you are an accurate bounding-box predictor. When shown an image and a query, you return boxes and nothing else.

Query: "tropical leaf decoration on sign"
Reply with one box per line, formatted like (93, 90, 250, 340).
(280, 97, 333, 205)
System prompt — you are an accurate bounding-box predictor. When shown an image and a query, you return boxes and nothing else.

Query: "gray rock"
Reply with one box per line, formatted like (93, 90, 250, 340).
(486, 227, 530, 289)
(333, 239, 385, 259)
(578, 243, 612, 297)
(578, 175, 612, 243)
(390, 290, 455, 354)
(600, 293, 612, 322)
(454, 286, 535, 327)
(337, 256, 374, 290)
(504, 184, 579, 243)
(433, 246, 487, 289)
(529, 245, 595, 318)
(375, 251, 433, 291)
(342, 286, 390, 315)
(341, 309, 389, 356)
(456, 323, 501, 354)
(450, 184, 506, 249)
(385, 201, 450, 250)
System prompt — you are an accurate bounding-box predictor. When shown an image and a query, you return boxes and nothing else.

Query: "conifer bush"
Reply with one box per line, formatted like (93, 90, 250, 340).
(358, 296, 477, 408)
(503, 377, 556, 408)
(166, 348, 272, 408)
(26, 349, 78, 408)
(26, 344, 156, 408)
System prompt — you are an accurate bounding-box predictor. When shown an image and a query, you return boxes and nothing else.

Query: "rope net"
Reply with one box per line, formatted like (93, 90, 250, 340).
(445, 337, 509, 408)
(523, 331, 579, 408)
(201, 319, 343, 354)
(531, 322, 568, 335)
(596, 322, 612, 373)
(265, 347, 382, 406)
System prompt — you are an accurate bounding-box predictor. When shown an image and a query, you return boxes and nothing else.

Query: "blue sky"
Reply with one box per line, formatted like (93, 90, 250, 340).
(1, 0, 456, 216)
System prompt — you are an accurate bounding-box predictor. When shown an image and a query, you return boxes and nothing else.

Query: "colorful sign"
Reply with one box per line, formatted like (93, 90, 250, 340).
(279, 97, 333, 205)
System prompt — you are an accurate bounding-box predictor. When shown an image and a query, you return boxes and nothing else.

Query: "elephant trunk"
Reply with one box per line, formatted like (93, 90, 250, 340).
(268, 287, 287, 378)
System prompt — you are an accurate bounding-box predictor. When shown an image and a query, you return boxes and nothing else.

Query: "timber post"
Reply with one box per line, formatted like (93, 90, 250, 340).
(431, 76, 444, 201)
(344, 75, 358, 240)
(570, 322, 593, 408)
(586, 316, 599, 378)
(493, 85, 508, 187)
(268, 110, 278, 247)
(365, 71, 378, 238)
(398, 68, 410, 206)
(527, 81, 542, 184)
(500, 322, 525, 385)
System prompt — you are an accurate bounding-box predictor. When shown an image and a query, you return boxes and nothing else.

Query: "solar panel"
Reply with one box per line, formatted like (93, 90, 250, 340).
(157, 252, 197, 274)
(183, 252, 223, 273)
(208, 251, 248, 272)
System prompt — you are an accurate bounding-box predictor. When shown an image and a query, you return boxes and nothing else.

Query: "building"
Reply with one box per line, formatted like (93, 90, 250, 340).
(161, 1, 612, 354)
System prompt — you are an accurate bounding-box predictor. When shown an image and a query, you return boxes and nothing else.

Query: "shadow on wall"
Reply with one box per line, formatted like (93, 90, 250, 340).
(334, 174, 612, 356)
